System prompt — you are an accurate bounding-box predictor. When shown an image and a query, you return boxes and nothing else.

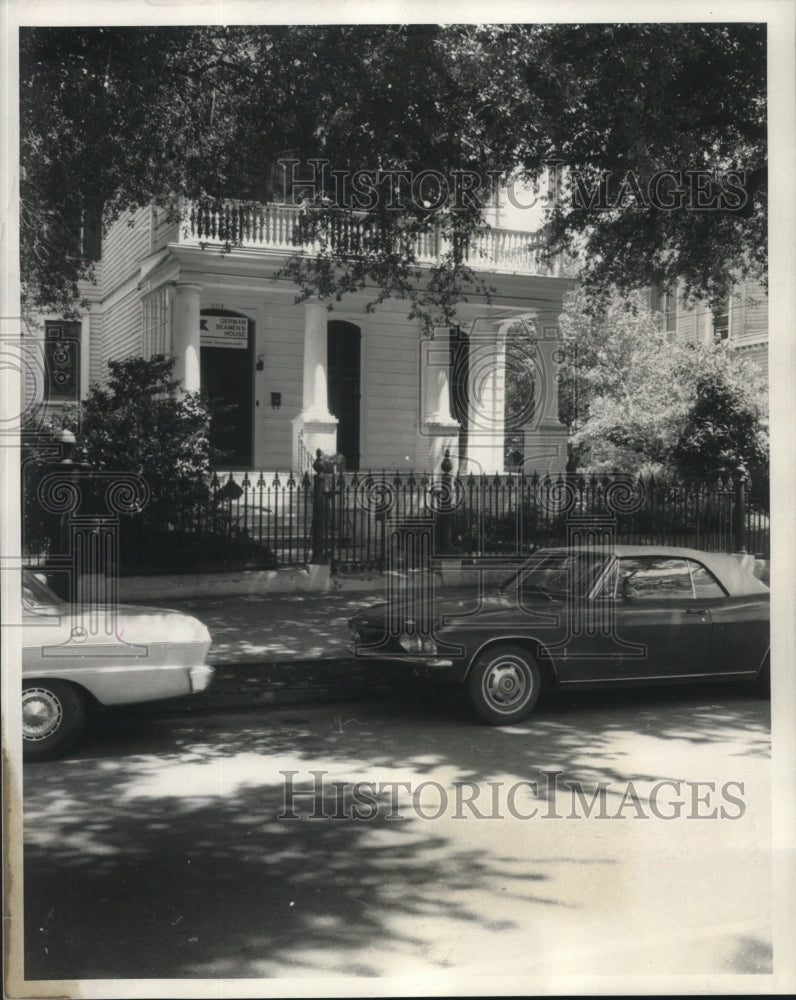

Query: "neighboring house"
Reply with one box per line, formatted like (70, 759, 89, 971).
(29, 200, 573, 478)
(647, 280, 769, 379)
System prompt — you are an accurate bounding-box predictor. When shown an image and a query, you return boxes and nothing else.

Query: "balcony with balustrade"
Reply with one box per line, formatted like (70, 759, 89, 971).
(175, 200, 561, 278)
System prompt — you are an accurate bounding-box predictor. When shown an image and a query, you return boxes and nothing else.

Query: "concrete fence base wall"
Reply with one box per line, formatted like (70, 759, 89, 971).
(113, 555, 770, 601)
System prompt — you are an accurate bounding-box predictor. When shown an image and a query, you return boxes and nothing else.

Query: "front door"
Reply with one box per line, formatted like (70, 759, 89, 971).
(200, 309, 253, 467)
(449, 325, 469, 465)
(327, 321, 361, 470)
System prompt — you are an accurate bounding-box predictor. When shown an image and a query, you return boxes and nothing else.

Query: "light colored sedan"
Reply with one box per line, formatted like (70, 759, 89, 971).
(21, 570, 214, 761)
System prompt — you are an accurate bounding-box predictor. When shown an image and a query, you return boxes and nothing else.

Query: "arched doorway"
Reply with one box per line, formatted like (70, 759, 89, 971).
(327, 320, 361, 470)
(200, 308, 254, 467)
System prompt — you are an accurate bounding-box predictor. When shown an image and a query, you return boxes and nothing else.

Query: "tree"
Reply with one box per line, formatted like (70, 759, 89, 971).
(557, 289, 684, 472)
(556, 287, 769, 484)
(671, 366, 769, 492)
(518, 23, 766, 310)
(20, 27, 239, 317)
(77, 355, 211, 527)
(20, 355, 210, 557)
(20, 25, 510, 324)
(20, 24, 766, 321)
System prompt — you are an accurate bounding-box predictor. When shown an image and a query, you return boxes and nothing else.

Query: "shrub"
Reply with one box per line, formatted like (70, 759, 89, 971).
(79, 354, 211, 528)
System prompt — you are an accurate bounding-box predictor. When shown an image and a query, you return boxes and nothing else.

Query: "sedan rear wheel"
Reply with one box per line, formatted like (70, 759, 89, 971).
(22, 680, 86, 762)
(468, 644, 541, 725)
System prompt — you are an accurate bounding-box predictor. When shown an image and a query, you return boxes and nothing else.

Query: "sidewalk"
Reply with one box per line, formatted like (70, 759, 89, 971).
(146, 589, 391, 710)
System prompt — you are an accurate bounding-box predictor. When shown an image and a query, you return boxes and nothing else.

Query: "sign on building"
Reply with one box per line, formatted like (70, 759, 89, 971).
(199, 315, 249, 349)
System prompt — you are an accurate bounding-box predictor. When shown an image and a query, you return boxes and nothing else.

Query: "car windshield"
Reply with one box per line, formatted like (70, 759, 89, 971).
(499, 549, 608, 598)
(22, 572, 68, 613)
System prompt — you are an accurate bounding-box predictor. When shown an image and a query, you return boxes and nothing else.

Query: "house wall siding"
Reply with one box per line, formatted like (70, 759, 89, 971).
(151, 205, 181, 253)
(89, 312, 104, 387)
(734, 280, 768, 344)
(101, 290, 143, 372)
(742, 343, 769, 381)
(676, 297, 699, 342)
(250, 297, 426, 471)
(101, 208, 151, 295)
(360, 303, 423, 471)
(256, 299, 304, 470)
(659, 279, 769, 384)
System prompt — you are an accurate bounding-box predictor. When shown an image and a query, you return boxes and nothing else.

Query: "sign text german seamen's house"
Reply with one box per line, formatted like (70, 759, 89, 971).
(199, 315, 249, 349)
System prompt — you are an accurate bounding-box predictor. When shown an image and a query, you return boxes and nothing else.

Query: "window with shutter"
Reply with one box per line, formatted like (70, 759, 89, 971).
(44, 321, 81, 402)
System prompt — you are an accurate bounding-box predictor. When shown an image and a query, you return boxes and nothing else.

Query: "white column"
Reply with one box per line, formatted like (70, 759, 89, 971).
(419, 327, 459, 471)
(292, 299, 337, 468)
(522, 312, 568, 478)
(424, 341, 457, 424)
(535, 317, 562, 425)
(422, 328, 460, 425)
(464, 321, 507, 475)
(171, 282, 202, 392)
(301, 299, 333, 420)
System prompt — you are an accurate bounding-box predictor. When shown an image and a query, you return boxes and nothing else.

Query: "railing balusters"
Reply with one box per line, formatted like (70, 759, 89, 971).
(182, 200, 560, 274)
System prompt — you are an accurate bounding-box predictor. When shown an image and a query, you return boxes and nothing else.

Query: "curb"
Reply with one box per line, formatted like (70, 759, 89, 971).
(200, 658, 389, 710)
(145, 658, 390, 714)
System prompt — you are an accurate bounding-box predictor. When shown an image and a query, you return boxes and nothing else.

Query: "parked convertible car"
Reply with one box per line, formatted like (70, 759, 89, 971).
(21, 570, 214, 760)
(348, 545, 770, 725)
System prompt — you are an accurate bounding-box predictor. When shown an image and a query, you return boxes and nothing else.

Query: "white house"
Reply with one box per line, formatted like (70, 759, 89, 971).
(34, 198, 574, 477)
(648, 280, 769, 378)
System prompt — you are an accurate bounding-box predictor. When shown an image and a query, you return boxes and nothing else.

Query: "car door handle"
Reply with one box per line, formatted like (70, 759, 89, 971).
(685, 608, 708, 615)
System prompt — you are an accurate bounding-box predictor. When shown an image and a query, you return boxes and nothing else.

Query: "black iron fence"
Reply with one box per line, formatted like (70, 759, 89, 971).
(310, 461, 769, 570)
(25, 456, 769, 577)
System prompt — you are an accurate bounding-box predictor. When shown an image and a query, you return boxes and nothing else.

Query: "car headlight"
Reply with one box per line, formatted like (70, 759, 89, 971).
(398, 634, 438, 655)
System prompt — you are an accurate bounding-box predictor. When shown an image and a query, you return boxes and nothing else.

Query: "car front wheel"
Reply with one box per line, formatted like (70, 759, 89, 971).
(468, 644, 541, 725)
(22, 680, 87, 761)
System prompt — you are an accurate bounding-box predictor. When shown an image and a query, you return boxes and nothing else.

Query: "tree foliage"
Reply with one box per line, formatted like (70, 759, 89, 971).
(78, 355, 211, 527)
(671, 368, 769, 491)
(521, 23, 766, 309)
(21, 23, 766, 320)
(558, 290, 681, 471)
(557, 288, 768, 490)
(21, 27, 222, 316)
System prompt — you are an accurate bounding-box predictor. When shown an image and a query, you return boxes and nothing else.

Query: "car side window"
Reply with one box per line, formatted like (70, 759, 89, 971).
(617, 557, 695, 600)
(688, 561, 727, 598)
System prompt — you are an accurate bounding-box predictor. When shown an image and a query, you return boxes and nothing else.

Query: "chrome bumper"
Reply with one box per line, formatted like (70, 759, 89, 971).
(188, 664, 215, 693)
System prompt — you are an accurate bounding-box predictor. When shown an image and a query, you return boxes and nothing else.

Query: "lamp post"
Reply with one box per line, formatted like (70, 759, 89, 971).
(49, 429, 91, 557)
(310, 449, 331, 564)
(438, 448, 453, 555)
(733, 464, 748, 555)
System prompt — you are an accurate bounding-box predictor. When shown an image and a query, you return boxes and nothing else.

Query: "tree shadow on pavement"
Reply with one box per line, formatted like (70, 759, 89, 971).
(23, 681, 771, 980)
(24, 728, 565, 980)
(157, 592, 386, 663)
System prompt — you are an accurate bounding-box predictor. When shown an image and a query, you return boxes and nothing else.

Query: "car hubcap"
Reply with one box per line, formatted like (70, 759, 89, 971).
(22, 688, 63, 742)
(484, 660, 529, 711)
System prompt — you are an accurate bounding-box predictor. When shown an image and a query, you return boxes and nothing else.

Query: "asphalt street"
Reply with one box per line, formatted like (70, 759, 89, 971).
(19, 683, 772, 989)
